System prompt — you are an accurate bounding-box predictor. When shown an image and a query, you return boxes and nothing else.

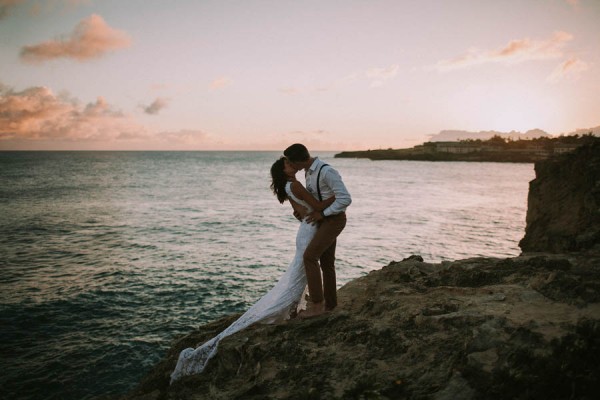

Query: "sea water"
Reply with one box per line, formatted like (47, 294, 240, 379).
(0, 151, 534, 399)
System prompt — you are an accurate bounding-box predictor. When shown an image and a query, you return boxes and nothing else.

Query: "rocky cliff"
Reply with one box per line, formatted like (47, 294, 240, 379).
(519, 139, 600, 253)
(122, 141, 600, 400)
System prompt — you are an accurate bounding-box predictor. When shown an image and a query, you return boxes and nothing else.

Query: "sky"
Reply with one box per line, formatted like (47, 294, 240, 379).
(1, 0, 599, 150)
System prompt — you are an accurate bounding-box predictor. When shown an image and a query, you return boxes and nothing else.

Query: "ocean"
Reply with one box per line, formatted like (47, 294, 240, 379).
(0, 151, 534, 399)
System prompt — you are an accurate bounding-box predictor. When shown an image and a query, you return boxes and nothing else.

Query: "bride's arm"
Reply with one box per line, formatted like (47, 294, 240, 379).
(289, 198, 308, 219)
(290, 181, 335, 211)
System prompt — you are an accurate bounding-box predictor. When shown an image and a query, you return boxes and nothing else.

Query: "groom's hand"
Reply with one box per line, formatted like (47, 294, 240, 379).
(306, 210, 324, 225)
(293, 210, 302, 221)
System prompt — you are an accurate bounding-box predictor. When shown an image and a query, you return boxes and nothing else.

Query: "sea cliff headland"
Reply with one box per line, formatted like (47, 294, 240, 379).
(122, 139, 600, 400)
(335, 134, 597, 163)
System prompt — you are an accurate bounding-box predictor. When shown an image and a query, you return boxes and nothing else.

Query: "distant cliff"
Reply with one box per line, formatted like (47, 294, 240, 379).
(519, 139, 600, 253)
(335, 134, 597, 163)
(122, 141, 600, 400)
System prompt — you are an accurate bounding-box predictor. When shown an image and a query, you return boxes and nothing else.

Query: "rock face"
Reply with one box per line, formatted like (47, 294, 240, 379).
(124, 255, 600, 400)
(123, 141, 600, 400)
(519, 139, 600, 253)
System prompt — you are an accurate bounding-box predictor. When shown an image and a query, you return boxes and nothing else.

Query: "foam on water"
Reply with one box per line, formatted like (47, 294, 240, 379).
(0, 151, 534, 399)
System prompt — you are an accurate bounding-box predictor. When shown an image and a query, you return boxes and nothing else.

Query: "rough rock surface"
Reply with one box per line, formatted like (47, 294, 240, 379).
(123, 254, 600, 400)
(122, 141, 600, 400)
(519, 139, 600, 253)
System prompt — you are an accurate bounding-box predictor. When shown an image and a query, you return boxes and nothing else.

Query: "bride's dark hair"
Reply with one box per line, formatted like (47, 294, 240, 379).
(270, 157, 288, 204)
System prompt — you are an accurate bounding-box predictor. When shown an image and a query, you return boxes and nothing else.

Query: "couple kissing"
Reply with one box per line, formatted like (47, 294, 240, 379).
(171, 143, 351, 383)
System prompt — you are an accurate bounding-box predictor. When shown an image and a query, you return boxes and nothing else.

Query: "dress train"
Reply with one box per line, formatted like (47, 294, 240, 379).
(170, 183, 315, 382)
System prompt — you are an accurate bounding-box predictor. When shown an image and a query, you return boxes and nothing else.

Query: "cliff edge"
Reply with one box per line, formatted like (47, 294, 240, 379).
(122, 140, 600, 400)
(519, 139, 600, 253)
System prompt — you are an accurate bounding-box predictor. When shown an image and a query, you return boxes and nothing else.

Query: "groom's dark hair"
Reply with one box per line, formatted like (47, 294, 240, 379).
(284, 143, 310, 162)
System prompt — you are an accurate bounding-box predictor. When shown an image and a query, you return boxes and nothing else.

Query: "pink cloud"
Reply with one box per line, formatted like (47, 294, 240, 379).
(0, 84, 228, 150)
(20, 14, 131, 63)
(494, 39, 531, 57)
(0, 84, 145, 142)
(0, 84, 353, 150)
(209, 77, 233, 90)
(547, 57, 590, 83)
(142, 97, 169, 115)
(366, 64, 399, 87)
(435, 31, 573, 71)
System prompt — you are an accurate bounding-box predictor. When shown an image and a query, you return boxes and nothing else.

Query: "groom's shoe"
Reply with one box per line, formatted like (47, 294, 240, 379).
(299, 301, 326, 319)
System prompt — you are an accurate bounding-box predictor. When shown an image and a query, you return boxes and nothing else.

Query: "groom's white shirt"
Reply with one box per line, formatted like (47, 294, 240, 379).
(305, 157, 352, 216)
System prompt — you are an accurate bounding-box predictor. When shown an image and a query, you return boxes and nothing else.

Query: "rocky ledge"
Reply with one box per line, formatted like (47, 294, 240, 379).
(123, 140, 600, 400)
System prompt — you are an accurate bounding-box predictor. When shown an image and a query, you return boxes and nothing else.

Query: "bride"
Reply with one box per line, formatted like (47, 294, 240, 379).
(170, 157, 335, 383)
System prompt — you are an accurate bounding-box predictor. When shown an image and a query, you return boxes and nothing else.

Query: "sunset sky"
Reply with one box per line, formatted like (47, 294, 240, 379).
(1, 0, 599, 150)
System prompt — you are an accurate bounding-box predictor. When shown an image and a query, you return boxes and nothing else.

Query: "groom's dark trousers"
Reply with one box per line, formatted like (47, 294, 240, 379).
(303, 212, 347, 310)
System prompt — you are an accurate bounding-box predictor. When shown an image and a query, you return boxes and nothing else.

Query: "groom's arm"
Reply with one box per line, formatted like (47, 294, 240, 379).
(306, 167, 351, 224)
(321, 168, 351, 217)
(306, 168, 351, 225)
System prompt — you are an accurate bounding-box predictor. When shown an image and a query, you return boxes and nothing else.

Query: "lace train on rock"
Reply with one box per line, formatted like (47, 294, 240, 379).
(170, 184, 316, 383)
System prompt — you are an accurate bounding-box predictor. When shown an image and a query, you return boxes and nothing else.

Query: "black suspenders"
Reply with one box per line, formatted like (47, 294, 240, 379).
(316, 164, 329, 201)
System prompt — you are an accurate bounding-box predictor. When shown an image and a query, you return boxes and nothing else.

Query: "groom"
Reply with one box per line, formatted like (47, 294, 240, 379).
(284, 143, 352, 317)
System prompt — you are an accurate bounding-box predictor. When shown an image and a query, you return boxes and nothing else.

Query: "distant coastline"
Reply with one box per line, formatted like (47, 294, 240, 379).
(335, 133, 596, 163)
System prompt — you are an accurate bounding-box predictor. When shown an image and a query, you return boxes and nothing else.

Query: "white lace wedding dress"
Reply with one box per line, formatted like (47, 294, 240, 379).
(170, 182, 316, 383)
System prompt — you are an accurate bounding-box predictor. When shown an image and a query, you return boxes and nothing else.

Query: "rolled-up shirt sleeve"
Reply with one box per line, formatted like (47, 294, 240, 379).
(322, 168, 352, 216)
